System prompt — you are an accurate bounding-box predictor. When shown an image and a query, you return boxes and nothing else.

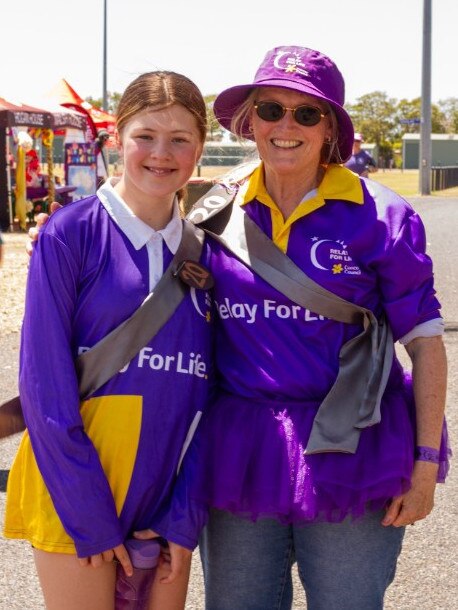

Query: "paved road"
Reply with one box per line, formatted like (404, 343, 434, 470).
(1, 196, 457, 609)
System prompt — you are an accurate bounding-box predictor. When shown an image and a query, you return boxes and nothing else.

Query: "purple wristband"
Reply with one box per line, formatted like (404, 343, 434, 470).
(415, 446, 440, 464)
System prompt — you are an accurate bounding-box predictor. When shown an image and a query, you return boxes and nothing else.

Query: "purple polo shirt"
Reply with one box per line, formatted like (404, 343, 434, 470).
(212, 164, 440, 400)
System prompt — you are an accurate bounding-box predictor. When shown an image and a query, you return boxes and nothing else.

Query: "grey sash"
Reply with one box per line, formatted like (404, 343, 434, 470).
(0, 220, 205, 437)
(77, 219, 206, 400)
(188, 184, 394, 454)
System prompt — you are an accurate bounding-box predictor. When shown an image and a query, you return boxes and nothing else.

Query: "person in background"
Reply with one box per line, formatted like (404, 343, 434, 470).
(155, 45, 450, 610)
(344, 132, 378, 177)
(96, 129, 111, 188)
(3, 70, 213, 610)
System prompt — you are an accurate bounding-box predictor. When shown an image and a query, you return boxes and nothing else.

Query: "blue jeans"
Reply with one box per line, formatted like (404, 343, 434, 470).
(199, 509, 405, 610)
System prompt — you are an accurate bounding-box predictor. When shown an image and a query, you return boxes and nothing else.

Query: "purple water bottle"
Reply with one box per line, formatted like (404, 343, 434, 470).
(115, 538, 161, 610)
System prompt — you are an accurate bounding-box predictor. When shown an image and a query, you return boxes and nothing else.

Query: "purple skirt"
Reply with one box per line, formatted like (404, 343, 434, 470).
(188, 377, 451, 525)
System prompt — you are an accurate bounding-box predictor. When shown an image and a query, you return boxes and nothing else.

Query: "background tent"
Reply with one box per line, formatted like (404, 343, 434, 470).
(0, 97, 54, 129)
(48, 78, 116, 136)
(0, 97, 88, 230)
(46, 79, 117, 185)
(81, 102, 116, 134)
(47, 78, 84, 106)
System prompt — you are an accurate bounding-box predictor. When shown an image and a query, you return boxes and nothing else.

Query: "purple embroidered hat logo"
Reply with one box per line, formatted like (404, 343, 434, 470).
(213, 46, 354, 161)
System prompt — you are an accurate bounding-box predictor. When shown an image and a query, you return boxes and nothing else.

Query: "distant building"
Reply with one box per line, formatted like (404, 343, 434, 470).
(402, 133, 458, 169)
(201, 141, 257, 167)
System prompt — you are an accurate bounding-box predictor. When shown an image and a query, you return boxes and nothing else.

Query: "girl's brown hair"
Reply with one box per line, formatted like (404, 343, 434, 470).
(116, 71, 207, 203)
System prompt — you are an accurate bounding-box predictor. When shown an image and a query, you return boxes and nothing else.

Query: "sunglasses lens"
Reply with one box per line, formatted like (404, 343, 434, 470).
(295, 106, 322, 126)
(256, 102, 285, 122)
(255, 102, 324, 126)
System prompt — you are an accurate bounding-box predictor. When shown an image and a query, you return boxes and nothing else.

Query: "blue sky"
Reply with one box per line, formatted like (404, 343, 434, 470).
(1, 0, 456, 107)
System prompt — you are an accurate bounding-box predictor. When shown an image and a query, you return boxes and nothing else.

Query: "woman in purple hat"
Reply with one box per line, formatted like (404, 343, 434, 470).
(158, 45, 450, 609)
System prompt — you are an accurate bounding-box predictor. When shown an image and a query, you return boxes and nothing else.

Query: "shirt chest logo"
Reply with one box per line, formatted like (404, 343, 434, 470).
(190, 288, 213, 322)
(310, 237, 361, 276)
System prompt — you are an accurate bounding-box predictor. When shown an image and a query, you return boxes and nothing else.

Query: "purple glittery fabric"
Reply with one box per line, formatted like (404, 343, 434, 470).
(180, 372, 450, 527)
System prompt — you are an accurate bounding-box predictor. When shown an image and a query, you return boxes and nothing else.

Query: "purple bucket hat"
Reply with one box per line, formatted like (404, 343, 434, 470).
(213, 46, 354, 161)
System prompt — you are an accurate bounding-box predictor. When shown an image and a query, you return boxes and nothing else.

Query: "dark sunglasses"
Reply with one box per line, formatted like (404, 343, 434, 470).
(254, 101, 328, 127)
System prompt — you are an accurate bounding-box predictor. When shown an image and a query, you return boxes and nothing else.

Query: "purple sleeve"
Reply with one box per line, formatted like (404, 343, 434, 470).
(19, 230, 123, 557)
(150, 434, 209, 551)
(377, 211, 441, 341)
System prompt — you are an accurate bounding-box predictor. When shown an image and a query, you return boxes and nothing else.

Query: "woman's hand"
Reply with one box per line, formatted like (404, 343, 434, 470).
(26, 202, 62, 256)
(159, 541, 192, 584)
(78, 543, 133, 576)
(382, 460, 438, 527)
(383, 334, 447, 529)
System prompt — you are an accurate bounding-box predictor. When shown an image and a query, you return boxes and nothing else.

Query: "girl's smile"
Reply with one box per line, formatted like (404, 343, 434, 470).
(115, 104, 203, 226)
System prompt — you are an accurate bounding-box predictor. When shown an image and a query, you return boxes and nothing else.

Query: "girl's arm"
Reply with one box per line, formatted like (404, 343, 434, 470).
(20, 227, 123, 557)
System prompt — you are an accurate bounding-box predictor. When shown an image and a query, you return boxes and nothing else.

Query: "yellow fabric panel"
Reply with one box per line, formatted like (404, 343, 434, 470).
(3, 395, 142, 554)
(81, 395, 142, 515)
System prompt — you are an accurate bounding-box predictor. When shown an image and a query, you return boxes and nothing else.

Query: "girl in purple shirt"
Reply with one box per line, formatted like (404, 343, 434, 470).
(4, 71, 212, 610)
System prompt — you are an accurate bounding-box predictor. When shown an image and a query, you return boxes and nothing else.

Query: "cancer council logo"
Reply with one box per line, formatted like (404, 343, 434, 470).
(190, 288, 213, 322)
(309, 236, 361, 276)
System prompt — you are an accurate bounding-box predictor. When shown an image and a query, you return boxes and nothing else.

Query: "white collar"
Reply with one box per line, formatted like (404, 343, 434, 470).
(97, 178, 182, 253)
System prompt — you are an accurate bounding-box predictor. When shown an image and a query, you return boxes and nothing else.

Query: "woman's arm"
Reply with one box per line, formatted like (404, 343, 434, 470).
(382, 335, 447, 527)
(405, 335, 447, 449)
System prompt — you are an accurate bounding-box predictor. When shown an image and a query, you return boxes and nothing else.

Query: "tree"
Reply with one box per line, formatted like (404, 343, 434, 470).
(346, 92, 451, 166)
(347, 91, 398, 165)
(108, 92, 122, 115)
(394, 98, 446, 138)
(204, 95, 221, 140)
(81, 89, 457, 150)
(85, 92, 120, 114)
(347, 91, 398, 147)
(437, 97, 458, 133)
(395, 98, 421, 138)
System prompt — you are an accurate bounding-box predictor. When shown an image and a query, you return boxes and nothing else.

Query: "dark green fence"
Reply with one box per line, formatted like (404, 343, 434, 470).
(431, 166, 458, 190)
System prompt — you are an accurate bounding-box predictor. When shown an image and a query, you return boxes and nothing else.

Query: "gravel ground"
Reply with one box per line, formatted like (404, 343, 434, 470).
(0, 197, 457, 609)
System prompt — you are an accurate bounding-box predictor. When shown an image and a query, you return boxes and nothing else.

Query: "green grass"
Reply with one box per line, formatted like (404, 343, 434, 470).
(369, 170, 421, 197)
(371, 170, 458, 197)
(193, 167, 458, 198)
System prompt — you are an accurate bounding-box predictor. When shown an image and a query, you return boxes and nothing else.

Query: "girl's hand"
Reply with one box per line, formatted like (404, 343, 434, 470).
(133, 527, 160, 541)
(78, 543, 133, 576)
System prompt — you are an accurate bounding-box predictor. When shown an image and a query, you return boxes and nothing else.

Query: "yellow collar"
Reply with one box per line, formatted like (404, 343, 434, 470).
(239, 163, 364, 225)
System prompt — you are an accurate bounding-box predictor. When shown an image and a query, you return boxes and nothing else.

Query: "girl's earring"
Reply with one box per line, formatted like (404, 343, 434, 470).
(248, 125, 254, 133)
